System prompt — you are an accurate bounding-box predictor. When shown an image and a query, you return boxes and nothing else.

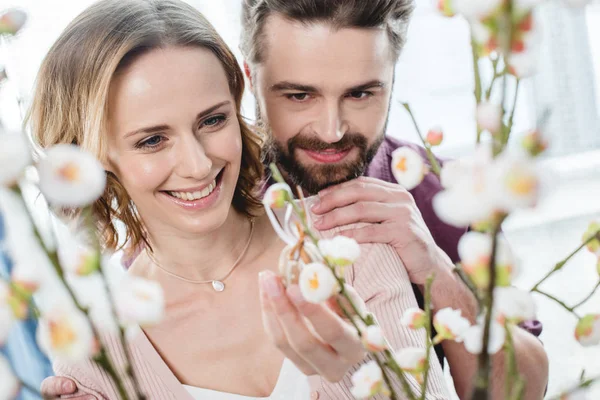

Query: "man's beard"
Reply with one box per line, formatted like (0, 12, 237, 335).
(264, 131, 385, 195)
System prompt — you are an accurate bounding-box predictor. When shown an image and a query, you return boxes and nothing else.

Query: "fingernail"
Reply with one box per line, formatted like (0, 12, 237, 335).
(63, 380, 76, 392)
(287, 285, 305, 306)
(310, 197, 320, 211)
(259, 270, 283, 298)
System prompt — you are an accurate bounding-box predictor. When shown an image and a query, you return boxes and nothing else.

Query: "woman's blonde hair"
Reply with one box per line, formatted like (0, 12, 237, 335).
(27, 0, 264, 253)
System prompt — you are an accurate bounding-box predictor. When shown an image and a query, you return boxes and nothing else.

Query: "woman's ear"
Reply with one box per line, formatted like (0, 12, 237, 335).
(243, 61, 254, 93)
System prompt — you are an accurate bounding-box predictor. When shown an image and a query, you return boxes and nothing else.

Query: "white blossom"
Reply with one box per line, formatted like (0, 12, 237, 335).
(37, 305, 97, 364)
(263, 182, 294, 209)
(400, 307, 427, 330)
(318, 236, 360, 268)
(0, 132, 31, 186)
(476, 102, 503, 134)
(490, 151, 540, 212)
(575, 314, 600, 347)
(391, 147, 427, 190)
(458, 232, 519, 289)
(453, 0, 503, 20)
(494, 287, 536, 325)
(395, 347, 427, 382)
(37, 144, 106, 207)
(362, 325, 387, 352)
(298, 262, 339, 304)
(115, 276, 165, 326)
(463, 320, 506, 354)
(433, 307, 471, 343)
(350, 361, 386, 399)
(0, 9, 27, 35)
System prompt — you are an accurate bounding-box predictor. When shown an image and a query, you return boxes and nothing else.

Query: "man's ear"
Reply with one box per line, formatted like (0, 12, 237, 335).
(243, 61, 254, 92)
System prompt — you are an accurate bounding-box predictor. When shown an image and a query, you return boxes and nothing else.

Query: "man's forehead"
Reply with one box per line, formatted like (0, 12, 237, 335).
(259, 14, 394, 74)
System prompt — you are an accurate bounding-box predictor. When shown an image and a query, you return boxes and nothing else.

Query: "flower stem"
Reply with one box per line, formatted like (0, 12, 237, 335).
(531, 288, 582, 318)
(571, 281, 600, 309)
(82, 208, 146, 400)
(550, 375, 600, 399)
(505, 79, 521, 145)
(471, 36, 483, 105)
(384, 350, 418, 400)
(530, 231, 600, 292)
(420, 274, 435, 400)
(472, 222, 502, 400)
(485, 55, 502, 101)
(453, 265, 484, 306)
(400, 103, 442, 176)
(374, 354, 398, 400)
(504, 322, 522, 400)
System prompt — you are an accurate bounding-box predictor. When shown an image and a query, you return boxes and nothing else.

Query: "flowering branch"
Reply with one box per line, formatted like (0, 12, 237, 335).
(485, 55, 502, 101)
(10, 187, 130, 400)
(400, 103, 442, 176)
(268, 164, 423, 400)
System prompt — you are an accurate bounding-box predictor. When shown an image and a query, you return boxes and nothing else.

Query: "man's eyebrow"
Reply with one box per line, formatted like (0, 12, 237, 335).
(346, 80, 385, 92)
(269, 81, 319, 92)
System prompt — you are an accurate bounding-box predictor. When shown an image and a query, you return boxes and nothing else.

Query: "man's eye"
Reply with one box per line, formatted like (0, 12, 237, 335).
(347, 91, 372, 100)
(287, 93, 310, 102)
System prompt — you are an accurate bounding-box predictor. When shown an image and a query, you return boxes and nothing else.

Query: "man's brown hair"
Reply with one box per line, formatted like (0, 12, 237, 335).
(240, 0, 415, 64)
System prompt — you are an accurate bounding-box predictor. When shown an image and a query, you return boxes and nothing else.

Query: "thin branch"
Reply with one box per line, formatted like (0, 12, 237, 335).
(531, 288, 582, 319)
(505, 78, 521, 145)
(571, 281, 600, 309)
(485, 55, 502, 101)
(531, 231, 600, 291)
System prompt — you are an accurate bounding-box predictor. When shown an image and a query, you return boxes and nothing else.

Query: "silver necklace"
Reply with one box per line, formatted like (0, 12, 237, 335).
(145, 219, 255, 292)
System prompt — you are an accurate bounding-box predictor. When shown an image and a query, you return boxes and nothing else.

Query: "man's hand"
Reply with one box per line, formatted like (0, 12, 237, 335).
(41, 376, 94, 400)
(312, 176, 452, 286)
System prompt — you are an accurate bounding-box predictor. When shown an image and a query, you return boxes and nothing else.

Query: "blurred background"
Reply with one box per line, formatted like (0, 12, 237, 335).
(0, 0, 598, 398)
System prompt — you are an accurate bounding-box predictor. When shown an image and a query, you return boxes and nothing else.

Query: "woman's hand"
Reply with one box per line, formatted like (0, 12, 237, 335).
(258, 270, 367, 382)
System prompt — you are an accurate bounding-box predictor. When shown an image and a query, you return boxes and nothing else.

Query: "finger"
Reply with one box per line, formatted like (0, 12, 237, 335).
(260, 271, 347, 381)
(258, 272, 317, 376)
(313, 202, 395, 230)
(339, 225, 392, 246)
(41, 376, 77, 399)
(326, 285, 369, 321)
(287, 285, 365, 366)
(318, 176, 400, 197)
(313, 183, 392, 215)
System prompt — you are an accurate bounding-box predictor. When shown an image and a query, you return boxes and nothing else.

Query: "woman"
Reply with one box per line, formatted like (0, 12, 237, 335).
(30, 0, 450, 398)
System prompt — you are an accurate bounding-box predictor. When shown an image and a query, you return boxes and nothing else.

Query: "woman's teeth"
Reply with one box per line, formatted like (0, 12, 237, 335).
(168, 180, 216, 201)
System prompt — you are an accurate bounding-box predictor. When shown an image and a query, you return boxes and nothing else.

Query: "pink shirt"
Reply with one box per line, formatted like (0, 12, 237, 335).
(54, 219, 451, 399)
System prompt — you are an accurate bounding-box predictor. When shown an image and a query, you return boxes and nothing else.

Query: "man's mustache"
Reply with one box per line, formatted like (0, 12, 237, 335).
(287, 133, 368, 153)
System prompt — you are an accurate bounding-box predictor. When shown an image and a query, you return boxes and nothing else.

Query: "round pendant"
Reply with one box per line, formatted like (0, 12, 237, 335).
(212, 280, 225, 292)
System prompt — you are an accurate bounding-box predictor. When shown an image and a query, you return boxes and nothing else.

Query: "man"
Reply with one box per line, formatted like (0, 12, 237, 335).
(43, 0, 548, 398)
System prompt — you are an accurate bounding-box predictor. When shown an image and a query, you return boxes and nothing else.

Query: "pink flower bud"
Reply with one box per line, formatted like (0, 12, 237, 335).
(426, 126, 444, 146)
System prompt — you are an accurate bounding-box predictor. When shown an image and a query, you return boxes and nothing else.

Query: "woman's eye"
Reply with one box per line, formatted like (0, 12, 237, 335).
(202, 115, 227, 128)
(136, 135, 164, 149)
